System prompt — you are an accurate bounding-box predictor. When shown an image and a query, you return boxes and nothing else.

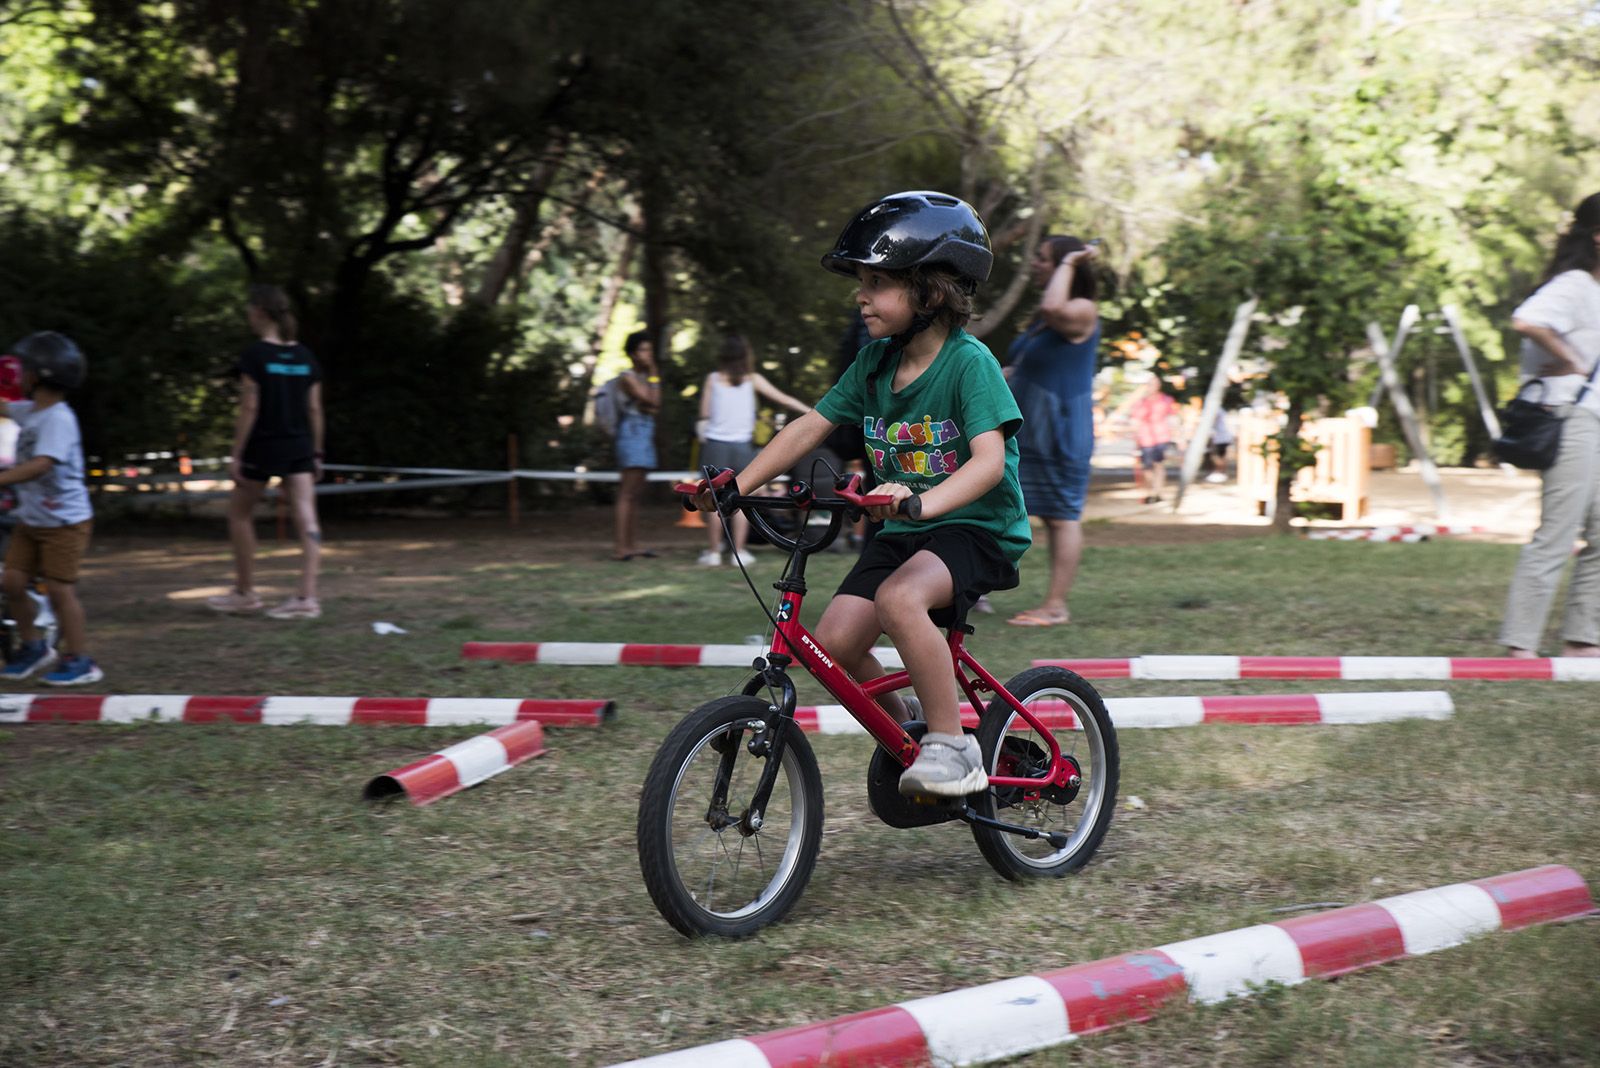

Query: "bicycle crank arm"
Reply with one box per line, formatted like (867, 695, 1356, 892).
(958, 805, 1070, 850)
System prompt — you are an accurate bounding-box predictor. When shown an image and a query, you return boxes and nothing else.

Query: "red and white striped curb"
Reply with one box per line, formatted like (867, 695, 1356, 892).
(363, 720, 546, 806)
(792, 691, 1452, 733)
(0, 695, 614, 727)
(609, 865, 1594, 1068)
(1032, 655, 1600, 681)
(1307, 524, 1487, 542)
(463, 640, 908, 669)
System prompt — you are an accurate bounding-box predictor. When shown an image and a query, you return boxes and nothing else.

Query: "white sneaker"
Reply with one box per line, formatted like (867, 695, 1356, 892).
(697, 550, 723, 567)
(1204, 472, 1228, 484)
(265, 597, 321, 620)
(732, 549, 756, 567)
(206, 589, 263, 614)
(899, 732, 988, 797)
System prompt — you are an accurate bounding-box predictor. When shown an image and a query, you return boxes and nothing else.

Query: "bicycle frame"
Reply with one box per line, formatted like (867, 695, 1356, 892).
(768, 587, 1070, 792)
(676, 467, 1076, 795)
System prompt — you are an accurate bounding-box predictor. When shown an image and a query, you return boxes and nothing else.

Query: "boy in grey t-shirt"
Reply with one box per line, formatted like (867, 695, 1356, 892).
(0, 332, 101, 686)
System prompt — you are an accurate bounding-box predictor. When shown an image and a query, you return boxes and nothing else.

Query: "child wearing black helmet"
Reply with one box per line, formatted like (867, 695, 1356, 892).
(0, 331, 101, 686)
(691, 191, 1029, 796)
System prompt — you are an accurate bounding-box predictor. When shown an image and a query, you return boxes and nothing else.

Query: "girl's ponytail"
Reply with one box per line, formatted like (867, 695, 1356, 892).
(248, 283, 298, 340)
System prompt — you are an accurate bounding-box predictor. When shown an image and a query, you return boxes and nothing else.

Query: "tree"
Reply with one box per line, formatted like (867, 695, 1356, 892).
(1154, 127, 1431, 531)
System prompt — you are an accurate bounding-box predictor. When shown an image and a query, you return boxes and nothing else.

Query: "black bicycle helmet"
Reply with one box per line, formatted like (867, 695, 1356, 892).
(821, 190, 993, 286)
(10, 331, 87, 390)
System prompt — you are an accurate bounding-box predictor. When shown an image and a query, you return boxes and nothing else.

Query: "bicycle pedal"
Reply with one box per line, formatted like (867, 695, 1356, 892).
(903, 791, 964, 808)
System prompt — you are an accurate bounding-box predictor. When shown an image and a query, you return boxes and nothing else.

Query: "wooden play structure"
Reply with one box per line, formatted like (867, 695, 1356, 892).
(1237, 412, 1372, 521)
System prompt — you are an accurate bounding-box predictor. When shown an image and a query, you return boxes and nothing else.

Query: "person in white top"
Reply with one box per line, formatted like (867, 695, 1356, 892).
(696, 335, 810, 566)
(1500, 192, 1600, 657)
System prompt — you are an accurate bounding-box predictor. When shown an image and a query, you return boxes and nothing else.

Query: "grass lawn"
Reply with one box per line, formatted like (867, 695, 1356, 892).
(2, 506, 1597, 1066)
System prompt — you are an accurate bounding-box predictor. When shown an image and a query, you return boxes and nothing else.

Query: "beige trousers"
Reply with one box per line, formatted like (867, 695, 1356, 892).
(1500, 405, 1600, 651)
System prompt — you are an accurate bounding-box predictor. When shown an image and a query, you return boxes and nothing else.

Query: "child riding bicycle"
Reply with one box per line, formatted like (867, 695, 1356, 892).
(692, 190, 1029, 796)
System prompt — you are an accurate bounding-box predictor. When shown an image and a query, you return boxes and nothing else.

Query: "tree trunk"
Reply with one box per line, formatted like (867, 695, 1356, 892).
(573, 216, 640, 399)
(970, 139, 1047, 341)
(1271, 399, 1304, 534)
(470, 137, 570, 307)
(639, 179, 672, 351)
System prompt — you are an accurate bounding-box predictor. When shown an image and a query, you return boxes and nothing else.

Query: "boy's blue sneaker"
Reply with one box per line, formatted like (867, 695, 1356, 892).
(1, 639, 57, 680)
(42, 655, 103, 687)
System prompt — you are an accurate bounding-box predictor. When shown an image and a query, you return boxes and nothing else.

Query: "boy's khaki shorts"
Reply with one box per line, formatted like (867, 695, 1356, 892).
(5, 520, 93, 584)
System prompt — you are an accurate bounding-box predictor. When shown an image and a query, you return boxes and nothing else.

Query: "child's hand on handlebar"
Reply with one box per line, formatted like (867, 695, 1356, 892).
(673, 467, 739, 514)
(866, 481, 915, 522)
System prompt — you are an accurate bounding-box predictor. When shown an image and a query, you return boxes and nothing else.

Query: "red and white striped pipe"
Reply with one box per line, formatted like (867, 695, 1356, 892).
(607, 865, 1594, 1068)
(461, 643, 1600, 681)
(462, 640, 908, 669)
(1308, 530, 1429, 542)
(363, 720, 546, 806)
(1032, 655, 1600, 681)
(0, 695, 613, 727)
(1307, 524, 1486, 541)
(792, 690, 1452, 734)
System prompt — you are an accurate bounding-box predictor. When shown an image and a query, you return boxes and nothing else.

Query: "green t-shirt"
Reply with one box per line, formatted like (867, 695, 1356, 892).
(815, 329, 1031, 565)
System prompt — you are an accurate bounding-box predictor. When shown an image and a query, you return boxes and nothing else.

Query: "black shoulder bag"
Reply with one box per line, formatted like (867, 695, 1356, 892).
(1492, 362, 1600, 471)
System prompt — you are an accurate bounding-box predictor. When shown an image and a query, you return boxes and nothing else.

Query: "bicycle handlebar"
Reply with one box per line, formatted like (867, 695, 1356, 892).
(672, 468, 917, 517)
(673, 467, 920, 556)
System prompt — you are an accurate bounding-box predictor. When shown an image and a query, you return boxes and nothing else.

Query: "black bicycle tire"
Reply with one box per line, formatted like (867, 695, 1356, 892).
(636, 695, 825, 937)
(970, 666, 1119, 881)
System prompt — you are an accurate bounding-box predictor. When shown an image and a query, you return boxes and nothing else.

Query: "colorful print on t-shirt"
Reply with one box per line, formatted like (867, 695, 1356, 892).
(865, 415, 962, 477)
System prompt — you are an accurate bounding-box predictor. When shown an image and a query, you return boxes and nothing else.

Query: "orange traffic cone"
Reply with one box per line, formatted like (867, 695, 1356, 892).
(678, 441, 705, 527)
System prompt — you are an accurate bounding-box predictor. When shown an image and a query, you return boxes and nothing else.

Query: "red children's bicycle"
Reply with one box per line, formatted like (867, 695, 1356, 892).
(636, 468, 1119, 937)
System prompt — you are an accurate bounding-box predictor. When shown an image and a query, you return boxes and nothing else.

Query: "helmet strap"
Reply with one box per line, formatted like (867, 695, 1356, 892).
(866, 312, 936, 395)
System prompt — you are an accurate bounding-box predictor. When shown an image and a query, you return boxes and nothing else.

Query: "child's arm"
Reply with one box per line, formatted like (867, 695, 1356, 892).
(230, 375, 260, 481)
(0, 455, 53, 486)
(868, 429, 1006, 521)
(1038, 246, 1099, 341)
(308, 382, 325, 478)
(751, 373, 812, 416)
(619, 371, 661, 414)
(699, 374, 714, 422)
(734, 409, 834, 492)
(693, 410, 836, 509)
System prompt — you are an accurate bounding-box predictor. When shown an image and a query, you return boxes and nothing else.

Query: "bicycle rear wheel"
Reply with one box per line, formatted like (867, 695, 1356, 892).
(971, 667, 1118, 880)
(637, 696, 824, 937)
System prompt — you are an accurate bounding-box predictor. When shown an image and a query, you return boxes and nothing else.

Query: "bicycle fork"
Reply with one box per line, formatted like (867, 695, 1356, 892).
(711, 663, 799, 835)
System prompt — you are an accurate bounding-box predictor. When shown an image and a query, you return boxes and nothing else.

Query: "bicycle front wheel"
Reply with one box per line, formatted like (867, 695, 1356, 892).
(971, 667, 1118, 881)
(636, 696, 824, 937)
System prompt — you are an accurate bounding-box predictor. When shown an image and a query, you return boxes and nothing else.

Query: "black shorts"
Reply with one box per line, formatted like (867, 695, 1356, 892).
(836, 525, 1019, 628)
(240, 455, 316, 483)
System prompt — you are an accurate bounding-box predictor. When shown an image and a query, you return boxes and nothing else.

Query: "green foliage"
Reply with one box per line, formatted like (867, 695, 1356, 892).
(0, 204, 239, 460)
(2, 0, 1599, 481)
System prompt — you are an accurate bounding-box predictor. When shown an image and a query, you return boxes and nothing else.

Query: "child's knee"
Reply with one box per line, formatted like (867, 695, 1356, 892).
(1, 568, 27, 598)
(46, 580, 79, 607)
(814, 615, 875, 665)
(874, 581, 931, 632)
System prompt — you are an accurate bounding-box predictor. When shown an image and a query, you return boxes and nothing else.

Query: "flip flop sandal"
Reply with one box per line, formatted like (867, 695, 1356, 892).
(1005, 610, 1069, 627)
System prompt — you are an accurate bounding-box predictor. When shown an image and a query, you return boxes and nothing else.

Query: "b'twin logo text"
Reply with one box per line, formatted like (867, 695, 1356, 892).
(800, 634, 834, 669)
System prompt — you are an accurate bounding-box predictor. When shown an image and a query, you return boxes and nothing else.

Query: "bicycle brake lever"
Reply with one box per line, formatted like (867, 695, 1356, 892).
(672, 467, 737, 512)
